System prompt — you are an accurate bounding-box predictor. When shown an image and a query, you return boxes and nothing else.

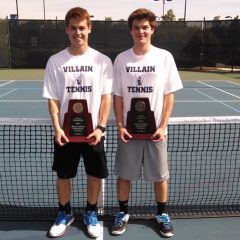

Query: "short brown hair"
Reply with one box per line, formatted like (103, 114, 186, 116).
(128, 8, 157, 30)
(65, 7, 91, 27)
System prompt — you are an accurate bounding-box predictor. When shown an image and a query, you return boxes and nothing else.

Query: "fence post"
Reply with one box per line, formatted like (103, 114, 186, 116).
(199, 18, 205, 71)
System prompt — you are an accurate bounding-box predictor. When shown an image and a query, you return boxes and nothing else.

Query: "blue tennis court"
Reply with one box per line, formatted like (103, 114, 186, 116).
(0, 79, 240, 118)
(0, 79, 240, 240)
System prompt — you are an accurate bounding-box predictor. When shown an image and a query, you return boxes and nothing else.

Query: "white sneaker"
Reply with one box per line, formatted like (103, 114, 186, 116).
(83, 211, 103, 238)
(49, 211, 74, 237)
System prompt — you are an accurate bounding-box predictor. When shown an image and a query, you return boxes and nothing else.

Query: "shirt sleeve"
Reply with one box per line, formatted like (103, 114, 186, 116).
(42, 57, 59, 100)
(164, 52, 183, 94)
(113, 56, 123, 97)
(101, 57, 113, 95)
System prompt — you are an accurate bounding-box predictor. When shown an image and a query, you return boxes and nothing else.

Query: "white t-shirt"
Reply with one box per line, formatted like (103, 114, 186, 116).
(113, 45, 183, 129)
(43, 47, 113, 128)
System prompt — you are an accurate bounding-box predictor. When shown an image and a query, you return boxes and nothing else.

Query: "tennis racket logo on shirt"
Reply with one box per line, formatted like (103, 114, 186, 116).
(136, 74, 145, 86)
(74, 73, 84, 85)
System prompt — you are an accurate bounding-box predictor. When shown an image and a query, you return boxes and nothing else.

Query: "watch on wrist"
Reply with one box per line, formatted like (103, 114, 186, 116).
(97, 125, 106, 133)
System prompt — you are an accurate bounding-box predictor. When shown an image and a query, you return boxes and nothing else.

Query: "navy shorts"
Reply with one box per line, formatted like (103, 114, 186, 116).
(52, 137, 108, 179)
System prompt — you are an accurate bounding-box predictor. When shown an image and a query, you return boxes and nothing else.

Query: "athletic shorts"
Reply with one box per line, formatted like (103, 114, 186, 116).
(52, 137, 108, 179)
(115, 138, 169, 182)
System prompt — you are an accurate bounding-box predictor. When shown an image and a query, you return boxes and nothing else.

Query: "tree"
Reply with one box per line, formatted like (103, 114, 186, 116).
(213, 16, 220, 21)
(105, 17, 112, 21)
(162, 9, 176, 21)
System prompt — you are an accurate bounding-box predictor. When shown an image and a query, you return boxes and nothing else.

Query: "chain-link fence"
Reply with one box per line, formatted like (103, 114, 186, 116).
(1, 19, 239, 70)
(0, 20, 9, 67)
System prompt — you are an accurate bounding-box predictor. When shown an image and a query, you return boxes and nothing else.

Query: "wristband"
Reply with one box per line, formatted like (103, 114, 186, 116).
(96, 125, 106, 133)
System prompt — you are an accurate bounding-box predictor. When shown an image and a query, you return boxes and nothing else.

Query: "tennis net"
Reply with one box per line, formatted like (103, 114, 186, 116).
(0, 116, 240, 220)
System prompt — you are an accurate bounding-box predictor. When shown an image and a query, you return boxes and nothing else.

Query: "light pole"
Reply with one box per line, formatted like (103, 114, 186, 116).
(154, 0, 172, 18)
(16, 0, 19, 18)
(184, 0, 187, 20)
(225, 16, 233, 72)
(162, 0, 166, 17)
(43, 0, 46, 20)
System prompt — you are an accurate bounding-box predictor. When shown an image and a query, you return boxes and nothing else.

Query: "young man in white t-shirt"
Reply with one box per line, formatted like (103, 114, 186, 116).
(112, 8, 183, 238)
(42, 7, 113, 238)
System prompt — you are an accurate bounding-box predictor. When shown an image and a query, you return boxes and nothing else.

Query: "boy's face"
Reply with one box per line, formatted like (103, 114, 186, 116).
(130, 19, 154, 47)
(66, 18, 91, 49)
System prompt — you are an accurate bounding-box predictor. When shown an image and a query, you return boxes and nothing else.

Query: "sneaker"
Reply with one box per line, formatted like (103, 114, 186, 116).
(155, 213, 174, 237)
(48, 211, 74, 237)
(83, 211, 102, 238)
(111, 212, 130, 235)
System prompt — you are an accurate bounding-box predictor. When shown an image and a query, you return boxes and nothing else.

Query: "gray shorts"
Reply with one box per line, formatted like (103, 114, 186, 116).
(115, 139, 169, 182)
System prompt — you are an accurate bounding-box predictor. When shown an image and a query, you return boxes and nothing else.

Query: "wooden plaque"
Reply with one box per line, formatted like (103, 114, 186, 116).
(126, 98, 157, 140)
(63, 99, 94, 142)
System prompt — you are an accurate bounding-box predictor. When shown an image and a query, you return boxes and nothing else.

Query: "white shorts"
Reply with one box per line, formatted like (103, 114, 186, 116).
(115, 138, 169, 182)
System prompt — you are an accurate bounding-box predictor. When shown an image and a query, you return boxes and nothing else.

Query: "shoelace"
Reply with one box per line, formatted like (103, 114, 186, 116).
(87, 211, 98, 226)
(160, 214, 172, 229)
(56, 212, 68, 225)
(115, 213, 125, 226)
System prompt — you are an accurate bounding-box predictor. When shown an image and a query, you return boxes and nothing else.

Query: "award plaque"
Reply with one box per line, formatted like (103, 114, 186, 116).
(126, 98, 157, 140)
(63, 99, 94, 142)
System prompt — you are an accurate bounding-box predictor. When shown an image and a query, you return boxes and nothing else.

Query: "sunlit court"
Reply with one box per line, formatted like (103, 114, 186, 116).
(0, 73, 239, 239)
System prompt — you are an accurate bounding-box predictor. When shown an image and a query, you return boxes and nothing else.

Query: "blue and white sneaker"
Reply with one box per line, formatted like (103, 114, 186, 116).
(155, 213, 174, 237)
(83, 211, 102, 238)
(111, 212, 130, 235)
(49, 211, 74, 237)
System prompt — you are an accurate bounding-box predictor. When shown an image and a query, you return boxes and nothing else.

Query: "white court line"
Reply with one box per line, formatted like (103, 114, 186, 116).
(197, 81, 240, 99)
(176, 100, 240, 103)
(0, 80, 43, 82)
(194, 88, 240, 113)
(96, 178, 105, 240)
(227, 80, 240, 86)
(0, 88, 18, 98)
(0, 100, 46, 102)
(0, 80, 15, 87)
(1, 87, 42, 90)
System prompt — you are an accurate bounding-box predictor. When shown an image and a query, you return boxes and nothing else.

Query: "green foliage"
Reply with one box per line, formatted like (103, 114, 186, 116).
(1, 19, 239, 69)
(162, 9, 176, 21)
(105, 17, 112, 21)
